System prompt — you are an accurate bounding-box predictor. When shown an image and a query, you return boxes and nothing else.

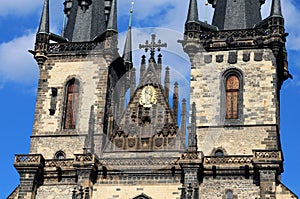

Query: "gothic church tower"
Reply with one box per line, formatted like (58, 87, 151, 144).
(9, 0, 297, 198)
(180, 0, 296, 198)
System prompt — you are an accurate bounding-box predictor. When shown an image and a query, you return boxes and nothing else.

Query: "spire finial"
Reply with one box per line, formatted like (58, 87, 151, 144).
(186, 0, 199, 23)
(129, 1, 134, 27)
(38, 0, 49, 34)
(139, 34, 167, 61)
(123, 1, 135, 68)
(270, 0, 283, 17)
(204, 1, 209, 23)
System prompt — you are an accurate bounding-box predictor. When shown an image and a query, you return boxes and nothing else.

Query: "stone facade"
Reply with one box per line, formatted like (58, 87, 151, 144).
(10, 0, 298, 198)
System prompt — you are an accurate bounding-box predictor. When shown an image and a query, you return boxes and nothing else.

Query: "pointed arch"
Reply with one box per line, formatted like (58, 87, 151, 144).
(63, 78, 80, 129)
(225, 75, 239, 119)
(220, 68, 244, 124)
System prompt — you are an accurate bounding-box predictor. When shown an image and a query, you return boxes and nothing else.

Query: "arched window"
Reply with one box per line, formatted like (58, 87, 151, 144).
(63, 78, 80, 129)
(221, 69, 243, 124)
(226, 75, 239, 119)
(226, 190, 233, 199)
(54, 151, 66, 159)
(215, 149, 224, 157)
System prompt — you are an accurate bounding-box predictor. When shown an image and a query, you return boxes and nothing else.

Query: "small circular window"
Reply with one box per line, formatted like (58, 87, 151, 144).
(215, 150, 224, 157)
(54, 151, 66, 159)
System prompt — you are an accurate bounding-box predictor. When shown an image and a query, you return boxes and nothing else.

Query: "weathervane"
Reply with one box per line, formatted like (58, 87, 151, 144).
(129, 1, 134, 27)
(139, 34, 167, 59)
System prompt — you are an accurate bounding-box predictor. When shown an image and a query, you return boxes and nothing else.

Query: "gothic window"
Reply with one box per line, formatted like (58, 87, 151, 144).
(54, 151, 66, 159)
(226, 75, 239, 119)
(221, 69, 243, 123)
(63, 78, 80, 129)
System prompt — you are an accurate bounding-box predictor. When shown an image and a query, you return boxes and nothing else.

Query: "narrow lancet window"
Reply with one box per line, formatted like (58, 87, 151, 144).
(225, 75, 239, 119)
(64, 78, 79, 129)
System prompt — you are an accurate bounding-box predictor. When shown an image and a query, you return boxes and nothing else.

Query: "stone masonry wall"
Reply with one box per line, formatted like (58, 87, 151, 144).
(30, 55, 110, 157)
(92, 184, 182, 199)
(36, 185, 74, 199)
(197, 125, 278, 156)
(190, 49, 277, 126)
(190, 49, 279, 155)
(198, 176, 260, 199)
(30, 136, 85, 159)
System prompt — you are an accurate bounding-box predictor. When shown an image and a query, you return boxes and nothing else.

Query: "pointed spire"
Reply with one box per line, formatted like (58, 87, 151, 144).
(85, 105, 95, 154)
(164, 67, 170, 103)
(156, 54, 162, 83)
(123, 2, 134, 69)
(140, 55, 146, 82)
(186, 0, 199, 23)
(107, 0, 118, 32)
(64, 1, 107, 42)
(211, 0, 262, 30)
(180, 99, 187, 149)
(173, 82, 179, 123)
(38, 0, 49, 33)
(130, 68, 136, 98)
(189, 102, 197, 151)
(270, 0, 283, 17)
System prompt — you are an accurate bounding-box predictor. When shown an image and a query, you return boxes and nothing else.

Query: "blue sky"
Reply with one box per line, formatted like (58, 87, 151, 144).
(1, 0, 300, 198)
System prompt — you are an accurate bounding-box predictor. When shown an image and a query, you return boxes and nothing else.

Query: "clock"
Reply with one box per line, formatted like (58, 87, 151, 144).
(139, 85, 157, 107)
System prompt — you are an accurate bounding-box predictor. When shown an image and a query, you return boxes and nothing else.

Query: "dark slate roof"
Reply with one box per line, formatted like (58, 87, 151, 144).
(270, 0, 283, 17)
(64, 0, 107, 42)
(122, 27, 132, 65)
(38, 0, 49, 33)
(106, 0, 118, 32)
(212, 0, 263, 30)
(186, 0, 199, 23)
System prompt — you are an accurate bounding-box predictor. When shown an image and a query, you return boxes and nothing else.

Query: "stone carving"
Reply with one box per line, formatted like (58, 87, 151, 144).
(204, 156, 253, 165)
(228, 52, 237, 64)
(216, 55, 224, 63)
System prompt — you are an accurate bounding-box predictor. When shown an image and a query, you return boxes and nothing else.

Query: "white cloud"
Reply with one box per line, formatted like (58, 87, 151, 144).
(0, 31, 38, 83)
(0, 0, 42, 17)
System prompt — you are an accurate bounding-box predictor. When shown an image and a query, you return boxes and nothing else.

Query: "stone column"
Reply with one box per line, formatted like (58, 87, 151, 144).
(14, 154, 45, 199)
(73, 154, 99, 199)
(259, 170, 276, 199)
(179, 152, 202, 199)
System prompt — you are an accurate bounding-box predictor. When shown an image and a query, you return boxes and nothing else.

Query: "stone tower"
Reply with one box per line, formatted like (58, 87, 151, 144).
(180, 0, 297, 198)
(9, 0, 297, 199)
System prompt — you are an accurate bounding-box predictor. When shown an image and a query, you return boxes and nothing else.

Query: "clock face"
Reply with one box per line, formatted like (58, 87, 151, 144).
(139, 85, 157, 107)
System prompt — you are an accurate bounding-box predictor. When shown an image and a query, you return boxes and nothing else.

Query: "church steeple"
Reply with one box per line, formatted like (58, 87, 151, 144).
(64, 0, 107, 42)
(186, 0, 199, 23)
(122, 2, 134, 70)
(106, 0, 118, 33)
(270, 0, 283, 17)
(38, 0, 49, 34)
(210, 0, 263, 30)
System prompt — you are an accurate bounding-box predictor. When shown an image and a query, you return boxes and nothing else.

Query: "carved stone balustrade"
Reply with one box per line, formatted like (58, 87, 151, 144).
(73, 154, 100, 168)
(14, 154, 45, 168)
(48, 42, 102, 54)
(204, 155, 253, 166)
(45, 158, 74, 168)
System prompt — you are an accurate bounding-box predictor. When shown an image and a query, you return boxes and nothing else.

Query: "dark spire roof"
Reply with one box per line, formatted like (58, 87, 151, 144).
(38, 0, 49, 34)
(186, 0, 199, 23)
(106, 0, 118, 32)
(270, 0, 283, 17)
(64, 0, 107, 42)
(122, 2, 134, 67)
(211, 0, 263, 30)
